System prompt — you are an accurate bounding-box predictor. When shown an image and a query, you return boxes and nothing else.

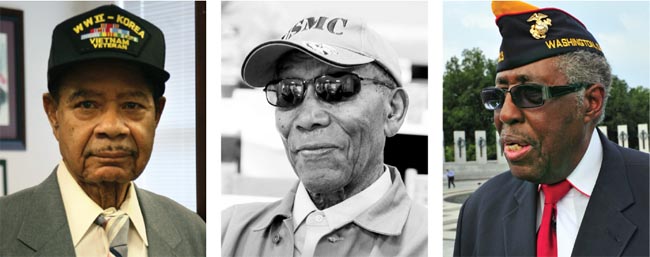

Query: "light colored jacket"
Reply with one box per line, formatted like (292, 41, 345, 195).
(222, 166, 428, 257)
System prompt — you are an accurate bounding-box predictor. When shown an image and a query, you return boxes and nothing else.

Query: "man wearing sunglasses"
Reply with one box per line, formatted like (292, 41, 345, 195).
(222, 15, 427, 257)
(454, 1, 648, 257)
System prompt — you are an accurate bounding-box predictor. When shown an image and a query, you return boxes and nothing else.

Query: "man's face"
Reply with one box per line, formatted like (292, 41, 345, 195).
(275, 58, 391, 194)
(494, 57, 590, 184)
(45, 62, 164, 186)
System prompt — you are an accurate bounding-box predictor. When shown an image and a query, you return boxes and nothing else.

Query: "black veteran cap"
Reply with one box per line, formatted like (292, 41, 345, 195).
(241, 15, 402, 88)
(48, 4, 169, 95)
(493, 1, 604, 72)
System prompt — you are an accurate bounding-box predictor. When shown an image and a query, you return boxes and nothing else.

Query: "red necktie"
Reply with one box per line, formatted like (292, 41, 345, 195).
(537, 180, 572, 257)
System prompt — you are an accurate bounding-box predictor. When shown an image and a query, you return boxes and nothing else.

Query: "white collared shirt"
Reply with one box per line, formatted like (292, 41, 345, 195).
(292, 165, 392, 256)
(537, 130, 603, 257)
(57, 160, 149, 257)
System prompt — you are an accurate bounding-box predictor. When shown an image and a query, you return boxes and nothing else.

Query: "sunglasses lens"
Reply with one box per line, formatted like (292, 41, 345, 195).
(265, 79, 304, 107)
(314, 73, 360, 102)
(512, 85, 543, 108)
(480, 88, 504, 110)
(266, 73, 362, 107)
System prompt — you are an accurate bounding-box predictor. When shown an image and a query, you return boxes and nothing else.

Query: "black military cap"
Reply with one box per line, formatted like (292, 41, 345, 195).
(493, 1, 604, 72)
(48, 4, 169, 96)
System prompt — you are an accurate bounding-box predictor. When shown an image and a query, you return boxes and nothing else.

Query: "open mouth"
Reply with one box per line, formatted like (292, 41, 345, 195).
(502, 139, 532, 162)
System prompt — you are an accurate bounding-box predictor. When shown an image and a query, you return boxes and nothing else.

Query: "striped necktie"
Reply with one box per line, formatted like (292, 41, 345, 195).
(95, 208, 129, 257)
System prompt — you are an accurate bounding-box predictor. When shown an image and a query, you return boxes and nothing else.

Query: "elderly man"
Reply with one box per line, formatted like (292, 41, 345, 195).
(0, 5, 205, 256)
(222, 15, 427, 257)
(453, 1, 649, 257)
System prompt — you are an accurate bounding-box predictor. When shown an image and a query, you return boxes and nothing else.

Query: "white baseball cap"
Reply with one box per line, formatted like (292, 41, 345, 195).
(241, 15, 402, 88)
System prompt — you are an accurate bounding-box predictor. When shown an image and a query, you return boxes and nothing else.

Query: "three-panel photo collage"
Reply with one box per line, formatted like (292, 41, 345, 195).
(0, 1, 648, 257)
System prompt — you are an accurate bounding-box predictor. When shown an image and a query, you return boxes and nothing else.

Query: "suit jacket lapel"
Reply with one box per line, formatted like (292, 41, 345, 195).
(502, 179, 537, 257)
(572, 132, 636, 257)
(16, 169, 75, 256)
(137, 187, 181, 257)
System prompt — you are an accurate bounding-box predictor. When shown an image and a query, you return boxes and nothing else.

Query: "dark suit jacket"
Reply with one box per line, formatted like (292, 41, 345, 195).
(454, 131, 649, 257)
(0, 170, 206, 257)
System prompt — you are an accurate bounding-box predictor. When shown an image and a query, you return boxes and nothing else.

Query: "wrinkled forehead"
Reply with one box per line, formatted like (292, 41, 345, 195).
(494, 57, 563, 86)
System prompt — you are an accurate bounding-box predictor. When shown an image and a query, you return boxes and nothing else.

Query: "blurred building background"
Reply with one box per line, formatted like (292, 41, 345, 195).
(221, 1, 429, 208)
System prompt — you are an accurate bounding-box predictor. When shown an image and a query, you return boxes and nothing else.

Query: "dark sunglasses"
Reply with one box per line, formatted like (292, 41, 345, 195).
(480, 82, 592, 110)
(263, 72, 394, 108)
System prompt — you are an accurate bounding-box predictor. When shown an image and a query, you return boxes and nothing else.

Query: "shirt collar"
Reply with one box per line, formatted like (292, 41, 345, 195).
(353, 166, 413, 235)
(57, 160, 149, 246)
(121, 179, 149, 245)
(292, 183, 317, 231)
(292, 165, 392, 231)
(256, 165, 413, 235)
(566, 129, 603, 197)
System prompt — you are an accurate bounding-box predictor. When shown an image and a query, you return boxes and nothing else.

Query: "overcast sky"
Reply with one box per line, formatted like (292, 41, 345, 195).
(443, 1, 650, 88)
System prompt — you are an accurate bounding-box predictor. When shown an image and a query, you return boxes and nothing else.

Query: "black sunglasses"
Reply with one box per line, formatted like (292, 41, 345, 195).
(263, 72, 394, 108)
(480, 82, 592, 110)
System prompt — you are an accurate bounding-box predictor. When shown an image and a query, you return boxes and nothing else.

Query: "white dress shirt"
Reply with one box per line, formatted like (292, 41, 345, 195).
(537, 130, 603, 257)
(57, 161, 149, 257)
(292, 165, 392, 257)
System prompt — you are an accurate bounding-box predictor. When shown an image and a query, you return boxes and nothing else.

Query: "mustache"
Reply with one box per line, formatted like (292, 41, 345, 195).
(499, 129, 536, 147)
(84, 145, 137, 157)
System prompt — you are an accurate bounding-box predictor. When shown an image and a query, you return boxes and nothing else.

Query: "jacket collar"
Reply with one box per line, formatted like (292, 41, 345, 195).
(16, 168, 76, 256)
(502, 177, 537, 256)
(136, 185, 182, 256)
(571, 129, 638, 256)
(252, 184, 296, 231)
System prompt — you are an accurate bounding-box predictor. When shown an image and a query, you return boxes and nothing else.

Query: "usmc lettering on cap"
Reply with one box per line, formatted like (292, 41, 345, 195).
(69, 9, 148, 55)
(281, 16, 348, 40)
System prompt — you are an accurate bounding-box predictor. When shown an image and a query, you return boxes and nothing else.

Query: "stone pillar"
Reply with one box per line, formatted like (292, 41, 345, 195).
(617, 125, 628, 148)
(475, 130, 487, 163)
(496, 131, 506, 163)
(598, 125, 607, 136)
(453, 131, 466, 163)
(638, 123, 649, 153)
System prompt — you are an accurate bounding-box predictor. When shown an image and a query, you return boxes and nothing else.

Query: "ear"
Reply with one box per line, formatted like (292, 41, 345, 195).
(384, 88, 409, 137)
(42, 93, 61, 140)
(583, 83, 605, 124)
(154, 96, 166, 127)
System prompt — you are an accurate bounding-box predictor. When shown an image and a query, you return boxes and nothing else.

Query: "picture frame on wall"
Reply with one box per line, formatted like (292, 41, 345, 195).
(0, 159, 6, 196)
(0, 7, 25, 150)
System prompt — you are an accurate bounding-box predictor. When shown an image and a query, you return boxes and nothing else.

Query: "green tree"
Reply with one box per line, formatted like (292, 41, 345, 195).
(443, 48, 498, 161)
(601, 76, 650, 148)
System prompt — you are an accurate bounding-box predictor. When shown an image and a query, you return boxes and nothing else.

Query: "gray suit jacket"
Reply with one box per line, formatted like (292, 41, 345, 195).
(0, 169, 206, 257)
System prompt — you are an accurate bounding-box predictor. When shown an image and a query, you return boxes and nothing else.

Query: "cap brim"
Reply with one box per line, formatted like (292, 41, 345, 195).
(48, 54, 170, 96)
(241, 40, 374, 88)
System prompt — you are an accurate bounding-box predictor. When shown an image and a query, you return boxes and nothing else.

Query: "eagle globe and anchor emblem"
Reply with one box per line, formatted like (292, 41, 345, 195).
(304, 41, 339, 56)
(527, 13, 552, 39)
